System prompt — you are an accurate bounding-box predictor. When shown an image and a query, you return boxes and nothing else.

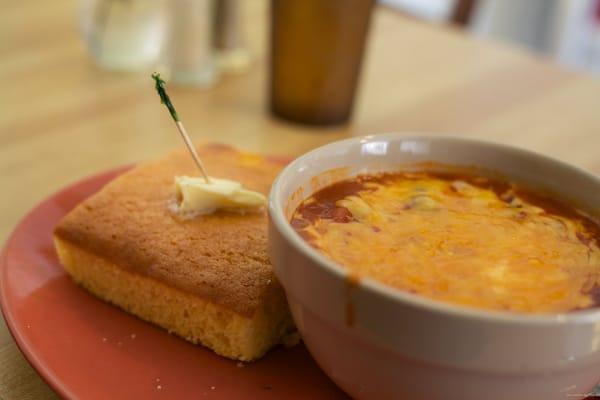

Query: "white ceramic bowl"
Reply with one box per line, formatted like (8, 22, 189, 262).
(268, 134, 600, 400)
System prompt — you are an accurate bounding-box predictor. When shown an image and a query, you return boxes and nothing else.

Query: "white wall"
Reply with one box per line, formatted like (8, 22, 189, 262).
(470, 0, 600, 74)
(381, 0, 600, 75)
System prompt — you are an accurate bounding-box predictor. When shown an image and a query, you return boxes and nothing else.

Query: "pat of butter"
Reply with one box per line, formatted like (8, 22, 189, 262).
(174, 176, 266, 217)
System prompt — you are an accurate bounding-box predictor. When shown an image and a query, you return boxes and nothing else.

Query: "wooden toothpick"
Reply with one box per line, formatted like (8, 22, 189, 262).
(152, 72, 211, 183)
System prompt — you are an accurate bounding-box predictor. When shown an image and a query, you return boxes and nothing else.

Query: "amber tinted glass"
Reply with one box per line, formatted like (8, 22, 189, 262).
(270, 0, 375, 125)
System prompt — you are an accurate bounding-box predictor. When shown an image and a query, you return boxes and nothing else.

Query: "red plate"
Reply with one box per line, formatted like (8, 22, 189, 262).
(0, 166, 348, 400)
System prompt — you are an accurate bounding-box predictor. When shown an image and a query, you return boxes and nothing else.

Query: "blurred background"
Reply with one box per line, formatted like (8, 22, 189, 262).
(75, 0, 600, 78)
(386, 0, 600, 74)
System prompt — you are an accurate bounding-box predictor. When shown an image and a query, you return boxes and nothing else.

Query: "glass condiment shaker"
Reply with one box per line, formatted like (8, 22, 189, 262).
(213, 0, 251, 74)
(163, 0, 219, 87)
(79, 0, 167, 71)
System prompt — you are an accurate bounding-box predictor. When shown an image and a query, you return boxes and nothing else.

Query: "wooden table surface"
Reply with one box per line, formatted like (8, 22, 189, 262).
(2, 0, 600, 398)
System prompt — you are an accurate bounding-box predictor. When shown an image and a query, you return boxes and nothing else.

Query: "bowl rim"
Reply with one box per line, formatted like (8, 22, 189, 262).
(269, 133, 600, 326)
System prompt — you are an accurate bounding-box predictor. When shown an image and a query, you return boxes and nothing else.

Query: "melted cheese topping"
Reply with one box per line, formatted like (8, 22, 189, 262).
(292, 172, 600, 314)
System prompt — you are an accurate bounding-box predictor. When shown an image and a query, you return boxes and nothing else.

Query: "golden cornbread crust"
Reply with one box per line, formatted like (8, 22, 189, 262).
(54, 144, 295, 360)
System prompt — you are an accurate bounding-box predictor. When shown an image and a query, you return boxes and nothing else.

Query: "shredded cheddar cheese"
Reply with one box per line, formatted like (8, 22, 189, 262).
(291, 171, 600, 314)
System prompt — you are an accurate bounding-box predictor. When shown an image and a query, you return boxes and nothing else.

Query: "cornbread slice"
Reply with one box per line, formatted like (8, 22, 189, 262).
(54, 144, 296, 361)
